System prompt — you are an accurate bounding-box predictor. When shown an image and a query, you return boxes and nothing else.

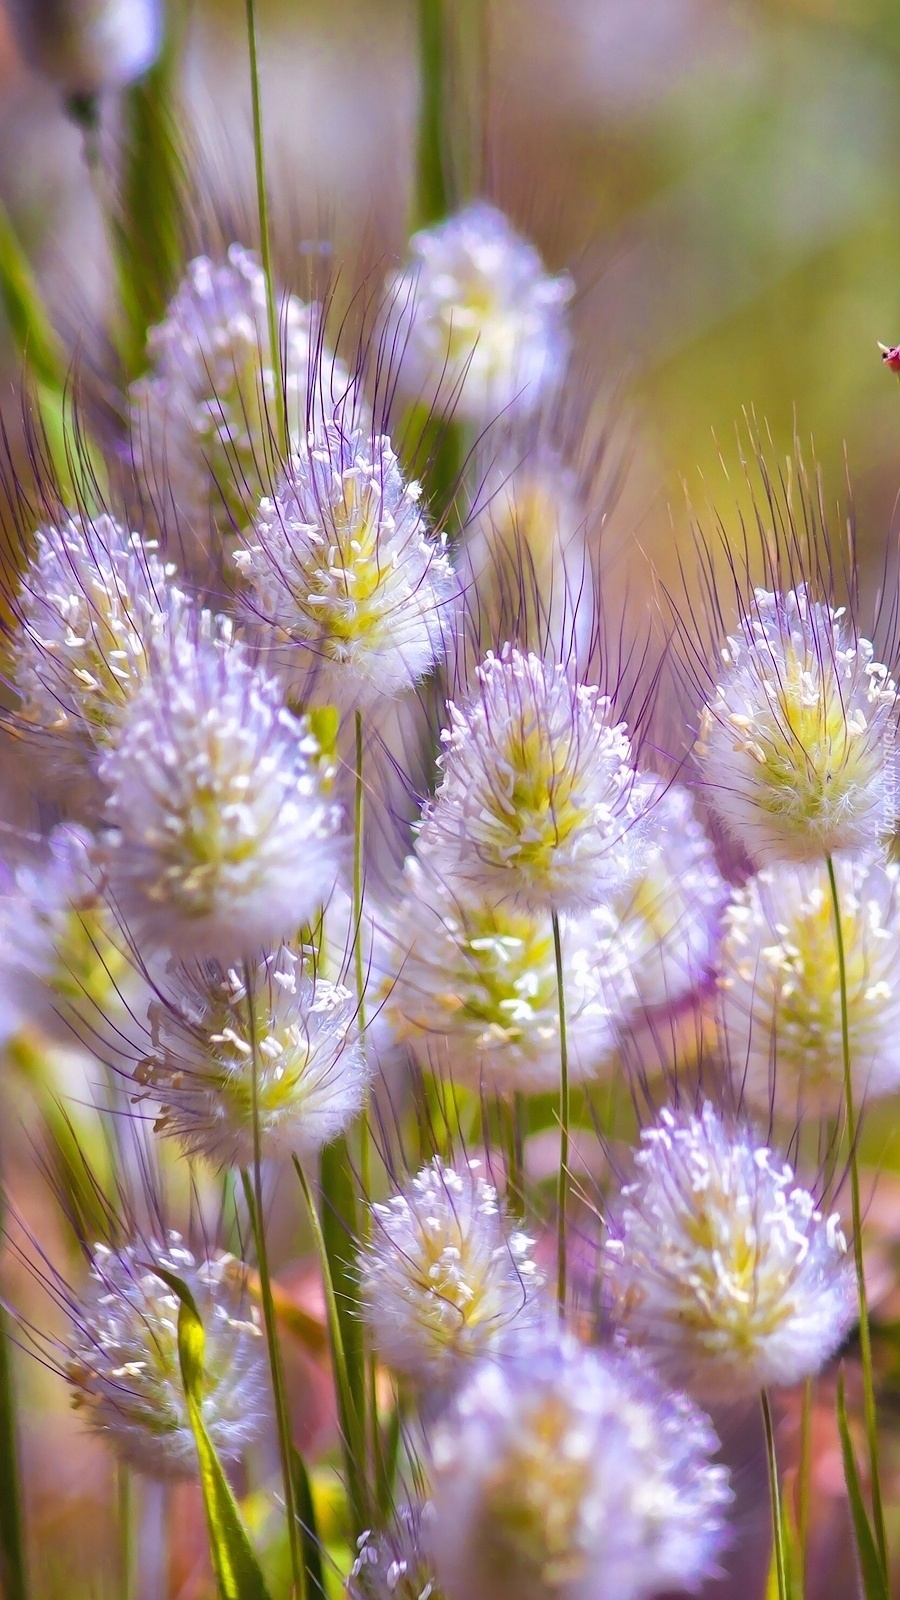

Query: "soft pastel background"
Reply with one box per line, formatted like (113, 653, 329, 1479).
(1, 2, 900, 1596)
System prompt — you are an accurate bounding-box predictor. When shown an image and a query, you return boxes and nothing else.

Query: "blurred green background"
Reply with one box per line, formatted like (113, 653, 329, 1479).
(1, 0, 900, 581)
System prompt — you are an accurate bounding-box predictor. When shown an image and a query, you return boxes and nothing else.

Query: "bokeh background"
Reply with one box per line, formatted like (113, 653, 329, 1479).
(2, 2, 900, 1596)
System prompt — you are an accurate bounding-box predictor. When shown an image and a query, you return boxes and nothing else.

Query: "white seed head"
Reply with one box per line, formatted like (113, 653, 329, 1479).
(13, 514, 186, 749)
(697, 586, 897, 864)
(382, 857, 634, 1093)
(235, 425, 458, 712)
(140, 946, 369, 1168)
(428, 1334, 731, 1600)
(99, 629, 343, 959)
(65, 1233, 267, 1480)
(604, 1102, 855, 1397)
(612, 779, 725, 1013)
(360, 1157, 545, 1389)
(416, 646, 647, 915)
(6, 0, 162, 93)
(385, 202, 572, 425)
(349, 1505, 442, 1600)
(130, 247, 357, 569)
(719, 853, 900, 1119)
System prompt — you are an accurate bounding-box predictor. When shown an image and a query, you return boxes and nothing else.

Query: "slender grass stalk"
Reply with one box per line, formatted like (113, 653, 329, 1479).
(241, 963, 306, 1600)
(501, 1094, 525, 1220)
(826, 853, 887, 1576)
(0, 1172, 26, 1600)
(117, 1465, 134, 1600)
(415, 0, 448, 229)
(292, 1156, 368, 1532)
(552, 911, 569, 1316)
(797, 1378, 812, 1593)
(762, 1389, 788, 1600)
(244, 0, 287, 458)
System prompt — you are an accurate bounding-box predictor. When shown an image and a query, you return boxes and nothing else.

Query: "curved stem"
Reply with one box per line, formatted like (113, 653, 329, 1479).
(762, 1390, 788, 1600)
(826, 853, 886, 1575)
(552, 911, 569, 1316)
(241, 963, 306, 1600)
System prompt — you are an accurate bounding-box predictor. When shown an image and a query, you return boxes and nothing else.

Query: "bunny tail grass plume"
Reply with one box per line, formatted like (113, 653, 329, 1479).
(10, 512, 189, 763)
(719, 852, 900, 1120)
(6, 0, 163, 94)
(360, 1156, 546, 1391)
(611, 776, 726, 1013)
(416, 645, 648, 915)
(139, 945, 370, 1167)
(604, 1101, 855, 1397)
(427, 1333, 731, 1600)
(382, 856, 635, 1093)
(349, 1504, 442, 1600)
(129, 244, 358, 583)
(697, 585, 898, 865)
(384, 201, 572, 426)
(99, 623, 343, 958)
(235, 422, 458, 713)
(63, 1231, 268, 1480)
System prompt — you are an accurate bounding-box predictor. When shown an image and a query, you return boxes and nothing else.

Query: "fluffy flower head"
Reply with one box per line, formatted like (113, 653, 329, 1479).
(416, 646, 646, 914)
(65, 1232, 267, 1480)
(236, 425, 457, 710)
(13, 513, 186, 748)
(99, 629, 343, 958)
(383, 857, 633, 1093)
(697, 586, 897, 864)
(612, 779, 725, 1013)
(130, 246, 355, 569)
(140, 946, 368, 1167)
(719, 853, 900, 1119)
(428, 1334, 730, 1600)
(350, 1505, 442, 1600)
(360, 1157, 544, 1388)
(604, 1102, 855, 1396)
(385, 202, 571, 424)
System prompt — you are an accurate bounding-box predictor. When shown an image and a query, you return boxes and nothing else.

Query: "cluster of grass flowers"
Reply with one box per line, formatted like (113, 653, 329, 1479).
(0, 6, 899, 1600)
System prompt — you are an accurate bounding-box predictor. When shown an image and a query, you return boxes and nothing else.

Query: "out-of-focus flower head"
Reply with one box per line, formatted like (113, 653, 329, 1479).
(456, 437, 595, 683)
(139, 945, 368, 1168)
(697, 586, 897, 865)
(130, 246, 357, 579)
(719, 852, 900, 1120)
(416, 645, 648, 916)
(604, 1101, 855, 1397)
(6, 0, 162, 94)
(64, 1232, 268, 1480)
(235, 423, 458, 712)
(382, 855, 634, 1093)
(384, 202, 572, 426)
(427, 1332, 731, 1600)
(611, 778, 725, 1014)
(360, 1156, 545, 1389)
(99, 623, 343, 959)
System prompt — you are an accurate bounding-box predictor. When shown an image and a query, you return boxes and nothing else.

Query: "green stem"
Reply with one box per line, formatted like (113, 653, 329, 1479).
(826, 853, 887, 1575)
(241, 964, 305, 1600)
(762, 1390, 788, 1600)
(293, 1157, 368, 1532)
(415, 0, 449, 228)
(118, 1466, 134, 1600)
(552, 911, 569, 1316)
(244, 0, 286, 457)
(797, 1378, 812, 1595)
(502, 1094, 525, 1220)
(0, 1174, 26, 1600)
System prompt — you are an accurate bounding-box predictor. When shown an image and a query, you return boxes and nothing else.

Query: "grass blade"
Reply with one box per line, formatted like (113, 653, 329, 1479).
(155, 1268, 272, 1600)
(291, 1448, 327, 1600)
(837, 1373, 888, 1600)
